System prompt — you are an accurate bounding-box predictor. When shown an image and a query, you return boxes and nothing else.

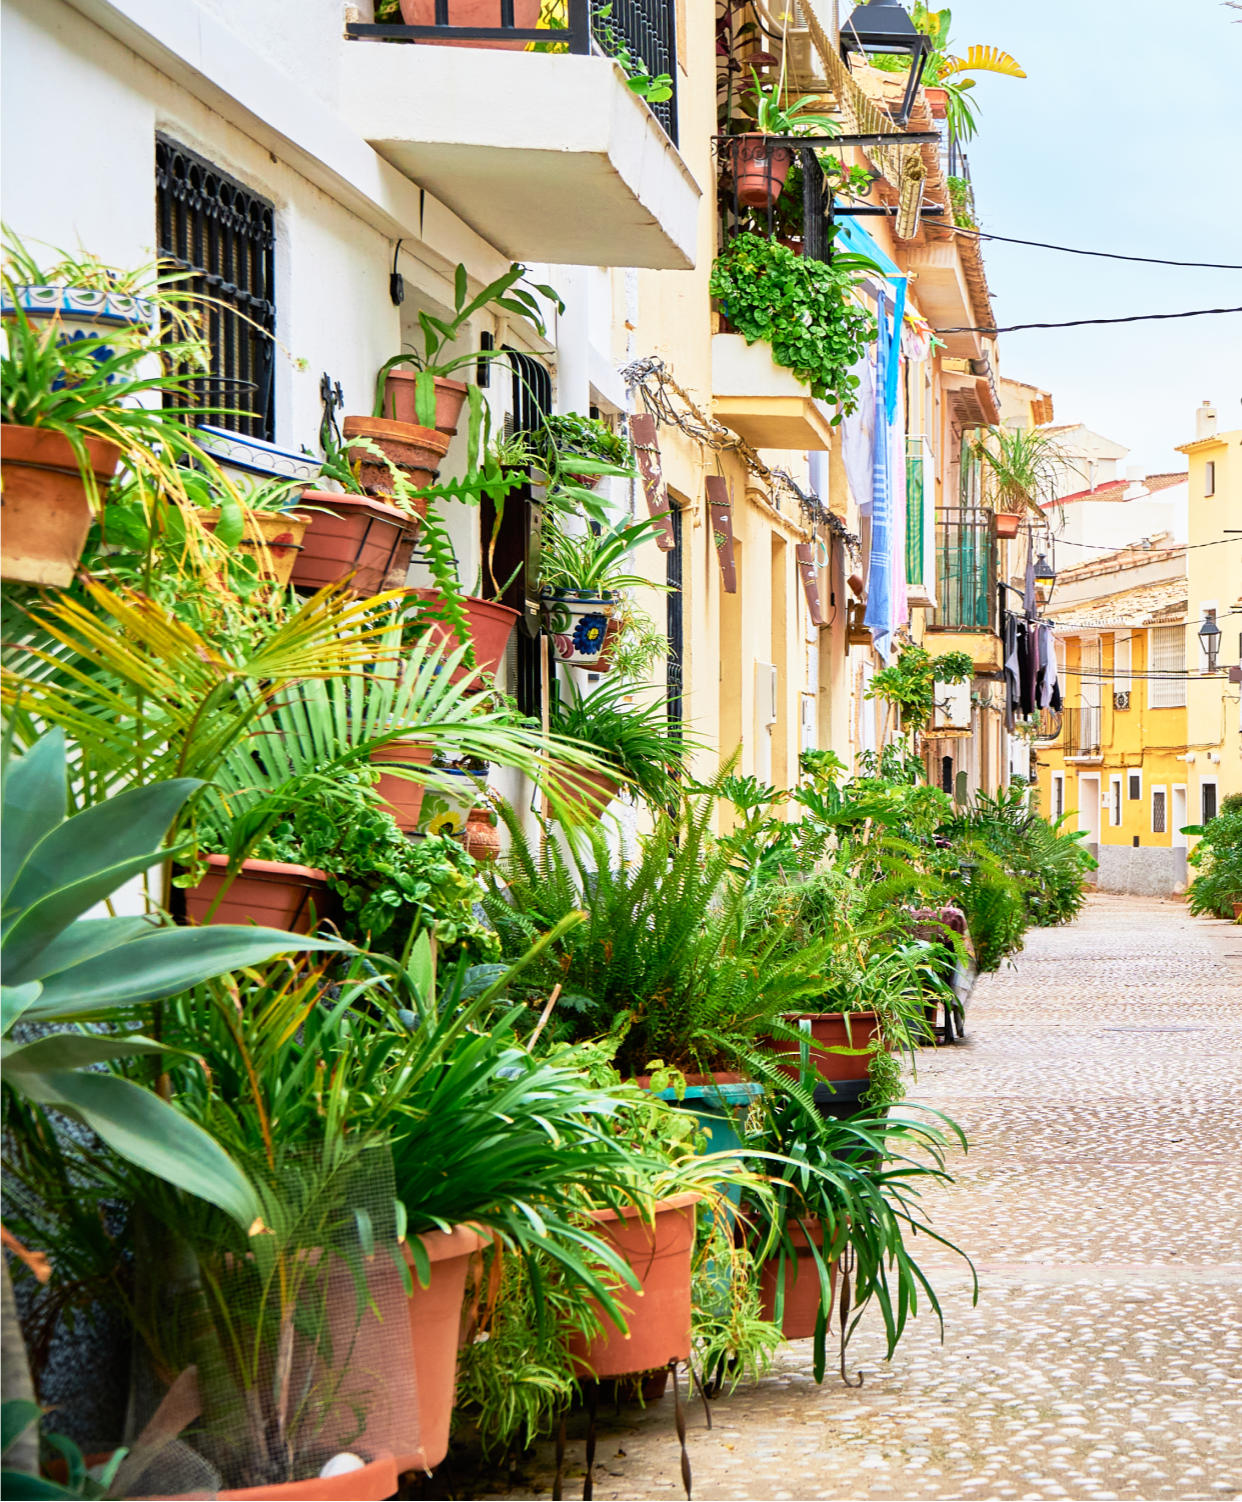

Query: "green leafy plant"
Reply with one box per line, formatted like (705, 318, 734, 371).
(549, 675, 694, 809)
(1184, 803, 1242, 918)
(708, 231, 878, 410)
(531, 411, 631, 472)
(743, 67, 840, 137)
(866, 644, 974, 735)
(540, 515, 670, 594)
(592, 2, 673, 102)
(970, 424, 1076, 515)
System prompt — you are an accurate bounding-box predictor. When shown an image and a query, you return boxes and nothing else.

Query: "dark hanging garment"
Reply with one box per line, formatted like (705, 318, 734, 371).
(1018, 621, 1037, 717)
(1003, 611, 1020, 731)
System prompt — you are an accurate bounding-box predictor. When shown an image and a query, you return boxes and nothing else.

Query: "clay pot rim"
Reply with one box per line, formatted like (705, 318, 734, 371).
(383, 370, 469, 394)
(370, 738, 434, 763)
(586, 1190, 702, 1225)
(203, 853, 329, 882)
(403, 1222, 492, 1265)
(197, 506, 315, 526)
(342, 414, 452, 453)
(781, 1010, 880, 1023)
(408, 587, 521, 624)
(296, 488, 414, 524)
(218, 1452, 397, 1501)
(1, 420, 122, 476)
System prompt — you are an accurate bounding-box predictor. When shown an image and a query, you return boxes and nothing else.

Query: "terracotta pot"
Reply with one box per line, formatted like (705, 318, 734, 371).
(408, 588, 519, 689)
(380, 370, 470, 436)
(763, 1011, 882, 1084)
(399, 0, 540, 49)
(184, 855, 332, 934)
(540, 588, 618, 666)
(197, 508, 312, 587)
(992, 511, 1022, 540)
(1232, 901, 1242, 921)
(1, 424, 120, 586)
(758, 1220, 840, 1339)
(548, 762, 621, 825)
(342, 415, 449, 498)
(461, 805, 502, 862)
(569, 1193, 699, 1380)
(730, 134, 795, 208)
(398, 1224, 492, 1475)
(291, 490, 418, 597)
(219, 1454, 398, 1501)
(370, 739, 434, 832)
(924, 86, 948, 119)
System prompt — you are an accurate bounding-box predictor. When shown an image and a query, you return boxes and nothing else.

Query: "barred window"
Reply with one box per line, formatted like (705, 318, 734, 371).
(156, 136, 276, 441)
(1148, 625, 1187, 708)
(1152, 788, 1166, 834)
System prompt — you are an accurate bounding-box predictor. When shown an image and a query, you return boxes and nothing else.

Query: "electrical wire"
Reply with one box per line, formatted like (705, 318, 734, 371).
(1050, 535, 1242, 552)
(934, 223, 1242, 271)
(936, 306, 1242, 335)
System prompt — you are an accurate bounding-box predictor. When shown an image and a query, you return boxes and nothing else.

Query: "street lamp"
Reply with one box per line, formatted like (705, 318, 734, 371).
(1199, 613, 1221, 672)
(1033, 553, 1056, 584)
(839, 1, 934, 127)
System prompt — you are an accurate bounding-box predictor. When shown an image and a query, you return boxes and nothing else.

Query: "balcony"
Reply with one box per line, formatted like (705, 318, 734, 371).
(340, 1, 699, 270)
(1062, 705, 1103, 761)
(710, 334, 836, 451)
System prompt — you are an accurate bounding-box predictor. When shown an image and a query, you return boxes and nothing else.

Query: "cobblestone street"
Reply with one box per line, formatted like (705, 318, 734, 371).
(506, 895, 1242, 1502)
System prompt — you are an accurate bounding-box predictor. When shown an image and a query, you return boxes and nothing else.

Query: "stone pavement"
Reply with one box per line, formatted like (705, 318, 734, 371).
(499, 895, 1242, 1502)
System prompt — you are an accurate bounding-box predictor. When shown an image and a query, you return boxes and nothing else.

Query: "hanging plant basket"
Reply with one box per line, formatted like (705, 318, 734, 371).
(992, 511, 1022, 540)
(291, 490, 419, 597)
(540, 587, 618, 666)
(728, 135, 795, 209)
(380, 370, 470, 437)
(0, 425, 120, 586)
(568, 1193, 699, 1379)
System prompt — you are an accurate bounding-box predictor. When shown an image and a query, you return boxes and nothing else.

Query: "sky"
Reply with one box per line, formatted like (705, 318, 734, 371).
(934, 0, 1242, 475)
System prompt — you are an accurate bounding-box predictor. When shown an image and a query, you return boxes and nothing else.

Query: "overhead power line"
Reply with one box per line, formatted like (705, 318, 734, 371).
(936, 306, 1242, 335)
(937, 223, 1242, 271)
(1050, 536, 1242, 552)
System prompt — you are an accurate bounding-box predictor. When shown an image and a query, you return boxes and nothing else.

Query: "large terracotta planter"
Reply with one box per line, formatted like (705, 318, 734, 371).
(342, 415, 449, 498)
(218, 1455, 398, 1501)
(763, 1011, 882, 1084)
(198, 507, 312, 587)
(397, 1224, 491, 1475)
(370, 739, 434, 832)
(1, 424, 120, 586)
(399, 0, 540, 49)
(380, 370, 470, 436)
(290, 490, 417, 597)
(758, 1220, 840, 1340)
(184, 855, 331, 933)
(540, 588, 618, 666)
(409, 588, 519, 689)
(729, 134, 795, 208)
(548, 762, 621, 825)
(569, 1193, 699, 1380)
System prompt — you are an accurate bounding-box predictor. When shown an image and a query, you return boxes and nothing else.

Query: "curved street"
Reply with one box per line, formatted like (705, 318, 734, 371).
(505, 895, 1242, 1502)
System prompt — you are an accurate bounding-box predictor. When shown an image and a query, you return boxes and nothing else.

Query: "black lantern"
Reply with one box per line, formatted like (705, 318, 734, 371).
(839, 0, 933, 126)
(1199, 613, 1221, 671)
(1033, 553, 1056, 584)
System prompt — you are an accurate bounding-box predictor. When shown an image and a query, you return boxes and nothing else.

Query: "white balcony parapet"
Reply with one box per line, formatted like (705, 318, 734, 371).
(340, 45, 700, 271)
(711, 333, 835, 451)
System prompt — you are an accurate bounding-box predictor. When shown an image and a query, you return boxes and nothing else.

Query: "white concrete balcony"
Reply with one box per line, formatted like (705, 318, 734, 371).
(339, 44, 700, 270)
(711, 333, 835, 451)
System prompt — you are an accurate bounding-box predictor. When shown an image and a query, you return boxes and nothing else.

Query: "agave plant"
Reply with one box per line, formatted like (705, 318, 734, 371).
(1, 731, 347, 1225)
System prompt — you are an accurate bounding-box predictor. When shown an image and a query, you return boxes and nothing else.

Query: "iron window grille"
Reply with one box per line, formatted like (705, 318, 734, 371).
(155, 136, 276, 442)
(1152, 789, 1166, 834)
(666, 500, 684, 731)
(934, 508, 995, 630)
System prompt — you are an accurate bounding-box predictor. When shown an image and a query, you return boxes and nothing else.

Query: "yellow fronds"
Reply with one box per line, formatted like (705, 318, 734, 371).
(940, 46, 1026, 80)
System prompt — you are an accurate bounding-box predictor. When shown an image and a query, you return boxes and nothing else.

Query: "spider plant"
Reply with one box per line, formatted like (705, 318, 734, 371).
(540, 515, 670, 595)
(548, 674, 695, 809)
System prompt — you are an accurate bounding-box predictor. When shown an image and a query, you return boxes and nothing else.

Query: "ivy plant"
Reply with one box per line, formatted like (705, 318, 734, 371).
(708, 232, 879, 412)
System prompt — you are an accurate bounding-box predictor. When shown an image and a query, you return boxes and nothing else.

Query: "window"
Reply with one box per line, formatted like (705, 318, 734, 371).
(1110, 776, 1122, 826)
(155, 136, 276, 441)
(1128, 772, 1141, 801)
(1203, 782, 1218, 825)
(1148, 625, 1187, 708)
(1205, 460, 1216, 497)
(941, 755, 953, 796)
(1152, 788, 1167, 834)
(666, 502, 684, 732)
(1053, 773, 1064, 819)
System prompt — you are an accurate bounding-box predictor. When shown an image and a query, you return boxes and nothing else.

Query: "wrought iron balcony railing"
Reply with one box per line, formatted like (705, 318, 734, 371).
(934, 508, 995, 631)
(1060, 705, 1102, 758)
(347, 0, 678, 143)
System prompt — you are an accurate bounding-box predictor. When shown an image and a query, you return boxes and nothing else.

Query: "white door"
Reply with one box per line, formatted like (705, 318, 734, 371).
(1079, 774, 1101, 850)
